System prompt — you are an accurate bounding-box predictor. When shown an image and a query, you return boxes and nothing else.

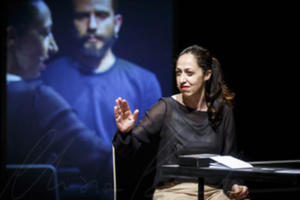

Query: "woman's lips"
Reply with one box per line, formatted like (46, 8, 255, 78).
(180, 86, 189, 91)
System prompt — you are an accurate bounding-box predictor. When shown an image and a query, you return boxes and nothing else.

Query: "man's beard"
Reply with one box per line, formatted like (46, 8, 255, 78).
(78, 34, 117, 60)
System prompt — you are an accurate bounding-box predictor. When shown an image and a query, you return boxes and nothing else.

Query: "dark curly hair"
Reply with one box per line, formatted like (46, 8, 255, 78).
(178, 45, 235, 130)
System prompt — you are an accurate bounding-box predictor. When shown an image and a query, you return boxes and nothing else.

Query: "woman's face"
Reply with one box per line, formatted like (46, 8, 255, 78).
(176, 53, 211, 98)
(13, 1, 58, 79)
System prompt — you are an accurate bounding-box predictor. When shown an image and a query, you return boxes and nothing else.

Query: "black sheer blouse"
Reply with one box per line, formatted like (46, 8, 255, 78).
(113, 97, 237, 188)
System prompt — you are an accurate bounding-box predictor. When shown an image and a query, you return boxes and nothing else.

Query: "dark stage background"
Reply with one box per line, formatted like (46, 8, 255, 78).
(174, 1, 299, 162)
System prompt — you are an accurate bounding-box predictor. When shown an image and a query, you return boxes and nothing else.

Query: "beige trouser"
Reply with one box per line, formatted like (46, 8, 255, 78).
(153, 182, 230, 200)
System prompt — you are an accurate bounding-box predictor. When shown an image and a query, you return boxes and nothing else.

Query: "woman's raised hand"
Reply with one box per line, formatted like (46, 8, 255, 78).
(114, 97, 139, 133)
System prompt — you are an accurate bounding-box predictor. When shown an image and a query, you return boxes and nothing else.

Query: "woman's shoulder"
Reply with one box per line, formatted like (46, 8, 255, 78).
(159, 96, 174, 102)
(223, 103, 234, 114)
(221, 103, 235, 123)
(152, 95, 183, 114)
(147, 97, 174, 113)
(158, 96, 179, 107)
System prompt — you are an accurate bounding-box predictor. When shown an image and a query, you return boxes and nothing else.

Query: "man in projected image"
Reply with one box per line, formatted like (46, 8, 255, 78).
(41, 0, 162, 199)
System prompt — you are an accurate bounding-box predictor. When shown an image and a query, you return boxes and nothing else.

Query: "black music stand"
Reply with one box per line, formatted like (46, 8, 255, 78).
(162, 160, 300, 200)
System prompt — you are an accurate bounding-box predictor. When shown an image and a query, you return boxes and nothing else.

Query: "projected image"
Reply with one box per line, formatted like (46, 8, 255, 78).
(5, 0, 173, 200)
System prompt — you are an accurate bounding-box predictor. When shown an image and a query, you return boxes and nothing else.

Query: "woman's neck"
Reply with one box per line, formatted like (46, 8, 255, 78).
(176, 91, 207, 111)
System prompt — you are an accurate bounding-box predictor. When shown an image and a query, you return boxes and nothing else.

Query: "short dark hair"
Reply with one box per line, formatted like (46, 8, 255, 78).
(8, 0, 43, 35)
(69, 0, 119, 13)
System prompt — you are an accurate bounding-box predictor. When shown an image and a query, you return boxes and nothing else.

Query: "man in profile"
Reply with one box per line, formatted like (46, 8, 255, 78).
(41, 0, 162, 199)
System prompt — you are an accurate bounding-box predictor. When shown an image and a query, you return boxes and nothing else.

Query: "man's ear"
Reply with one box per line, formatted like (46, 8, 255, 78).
(114, 14, 123, 34)
(7, 26, 17, 48)
(204, 69, 212, 81)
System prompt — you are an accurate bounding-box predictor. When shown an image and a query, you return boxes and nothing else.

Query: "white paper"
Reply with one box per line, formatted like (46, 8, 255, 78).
(275, 169, 300, 174)
(180, 153, 218, 159)
(210, 155, 253, 169)
(209, 162, 228, 169)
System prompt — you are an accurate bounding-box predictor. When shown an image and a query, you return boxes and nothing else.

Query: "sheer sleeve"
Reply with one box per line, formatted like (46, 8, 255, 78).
(220, 105, 244, 192)
(139, 71, 162, 121)
(221, 105, 237, 156)
(113, 98, 167, 158)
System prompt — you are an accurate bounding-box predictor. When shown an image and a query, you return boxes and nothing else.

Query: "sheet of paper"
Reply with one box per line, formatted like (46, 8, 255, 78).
(209, 162, 228, 169)
(275, 169, 300, 174)
(210, 155, 253, 169)
(180, 153, 218, 159)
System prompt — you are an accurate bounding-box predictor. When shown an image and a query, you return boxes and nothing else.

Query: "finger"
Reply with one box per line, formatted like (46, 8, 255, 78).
(123, 99, 130, 111)
(229, 185, 243, 199)
(241, 186, 248, 194)
(114, 106, 119, 118)
(240, 186, 249, 198)
(115, 98, 121, 109)
(133, 109, 139, 122)
(114, 107, 123, 124)
(121, 99, 130, 113)
(232, 184, 239, 192)
(235, 187, 248, 200)
(117, 98, 126, 114)
(115, 100, 122, 114)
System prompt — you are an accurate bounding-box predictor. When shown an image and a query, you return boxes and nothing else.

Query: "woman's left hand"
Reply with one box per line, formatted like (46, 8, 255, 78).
(229, 184, 249, 200)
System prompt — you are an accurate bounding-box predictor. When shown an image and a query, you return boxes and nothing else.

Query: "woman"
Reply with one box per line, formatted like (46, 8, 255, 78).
(113, 45, 248, 200)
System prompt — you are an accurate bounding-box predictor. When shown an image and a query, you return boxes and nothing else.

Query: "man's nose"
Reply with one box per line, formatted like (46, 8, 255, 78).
(88, 13, 97, 32)
(49, 33, 59, 55)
